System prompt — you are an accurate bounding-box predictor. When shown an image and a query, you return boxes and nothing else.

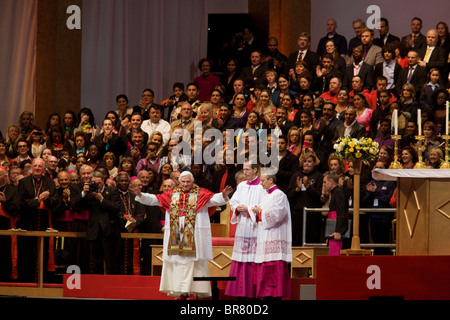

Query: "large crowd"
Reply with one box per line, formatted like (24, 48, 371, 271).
(0, 15, 449, 283)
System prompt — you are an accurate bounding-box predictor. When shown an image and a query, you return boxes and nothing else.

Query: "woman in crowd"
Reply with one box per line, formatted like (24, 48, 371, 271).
(289, 60, 311, 93)
(354, 92, 373, 133)
(271, 74, 297, 107)
(426, 147, 443, 169)
(297, 109, 314, 136)
(194, 58, 221, 102)
(103, 152, 118, 179)
(46, 125, 74, 159)
(74, 107, 100, 143)
(115, 94, 132, 121)
(209, 89, 224, 119)
(399, 83, 419, 122)
(118, 156, 137, 178)
(335, 89, 350, 120)
(324, 39, 346, 73)
(18, 111, 37, 140)
(158, 163, 173, 190)
(287, 126, 302, 157)
(63, 110, 78, 143)
(220, 58, 240, 100)
(287, 152, 324, 246)
(401, 146, 418, 169)
(417, 121, 441, 162)
(104, 111, 121, 133)
(27, 128, 45, 159)
(252, 89, 276, 128)
(6, 125, 20, 158)
(231, 92, 250, 128)
(281, 93, 299, 124)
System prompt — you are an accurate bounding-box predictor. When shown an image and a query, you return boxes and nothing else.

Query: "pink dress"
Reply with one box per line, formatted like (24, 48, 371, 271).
(356, 108, 373, 132)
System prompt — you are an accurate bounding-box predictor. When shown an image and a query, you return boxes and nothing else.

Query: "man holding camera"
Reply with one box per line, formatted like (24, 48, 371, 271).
(79, 170, 122, 274)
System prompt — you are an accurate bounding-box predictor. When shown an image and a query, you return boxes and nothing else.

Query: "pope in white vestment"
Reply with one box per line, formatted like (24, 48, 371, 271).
(135, 171, 232, 299)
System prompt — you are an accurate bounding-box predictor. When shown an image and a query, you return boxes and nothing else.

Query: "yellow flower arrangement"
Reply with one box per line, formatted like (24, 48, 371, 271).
(333, 136, 379, 164)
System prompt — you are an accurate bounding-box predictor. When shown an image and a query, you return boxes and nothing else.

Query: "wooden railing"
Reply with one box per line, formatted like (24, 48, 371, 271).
(0, 230, 164, 297)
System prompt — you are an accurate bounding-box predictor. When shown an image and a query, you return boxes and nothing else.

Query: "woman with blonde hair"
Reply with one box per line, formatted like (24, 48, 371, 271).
(399, 83, 419, 122)
(252, 89, 276, 128)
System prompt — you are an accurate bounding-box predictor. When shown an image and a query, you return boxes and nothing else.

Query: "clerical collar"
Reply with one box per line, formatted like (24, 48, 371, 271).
(267, 185, 279, 194)
(246, 176, 260, 185)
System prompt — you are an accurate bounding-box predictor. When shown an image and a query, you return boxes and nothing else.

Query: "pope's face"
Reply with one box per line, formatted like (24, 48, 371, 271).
(179, 176, 194, 192)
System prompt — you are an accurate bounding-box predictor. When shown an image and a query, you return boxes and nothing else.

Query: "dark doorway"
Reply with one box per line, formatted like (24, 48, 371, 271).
(207, 14, 250, 75)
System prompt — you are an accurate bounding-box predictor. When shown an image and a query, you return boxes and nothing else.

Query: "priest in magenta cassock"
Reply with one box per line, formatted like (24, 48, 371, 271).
(252, 171, 292, 299)
(135, 171, 233, 300)
(225, 161, 264, 298)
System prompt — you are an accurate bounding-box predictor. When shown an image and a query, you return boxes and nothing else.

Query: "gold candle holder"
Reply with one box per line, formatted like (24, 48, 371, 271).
(414, 135, 426, 169)
(389, 134, 403, 169)
(440, 134, 450, 169)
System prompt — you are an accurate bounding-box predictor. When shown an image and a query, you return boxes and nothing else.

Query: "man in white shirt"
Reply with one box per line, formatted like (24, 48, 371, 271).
(141, 105, 171, 146)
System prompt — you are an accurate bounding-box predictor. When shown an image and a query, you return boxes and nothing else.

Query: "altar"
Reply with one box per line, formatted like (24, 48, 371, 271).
(373, 169, 450, 255)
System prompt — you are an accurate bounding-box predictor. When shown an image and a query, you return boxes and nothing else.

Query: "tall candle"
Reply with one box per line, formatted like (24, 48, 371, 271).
(393, 109, 398, 135)
(418, 108, 422, 135)
(446, 101, 449, 135)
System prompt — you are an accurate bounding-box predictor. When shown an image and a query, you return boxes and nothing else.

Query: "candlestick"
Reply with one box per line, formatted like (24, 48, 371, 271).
(393, 110, 398, 135)
(389, 134, 403, 169)
(441, 134, 450, 169)
(414, 135, 426, 169)
(418, 109, 422, 136)
(446, 101, 449, 135)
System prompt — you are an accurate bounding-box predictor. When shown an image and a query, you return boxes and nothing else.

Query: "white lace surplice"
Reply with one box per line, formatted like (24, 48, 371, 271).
(229, 179, 264, 262)
(255, 188, 292, 263)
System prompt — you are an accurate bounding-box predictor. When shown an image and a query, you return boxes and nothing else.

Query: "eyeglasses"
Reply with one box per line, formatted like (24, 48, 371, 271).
(148, 148, 156, 152)
(17, 145, 28, 148)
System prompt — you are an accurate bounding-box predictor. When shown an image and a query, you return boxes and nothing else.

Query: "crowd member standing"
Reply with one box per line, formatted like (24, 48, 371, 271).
(17, 158, 57, 282)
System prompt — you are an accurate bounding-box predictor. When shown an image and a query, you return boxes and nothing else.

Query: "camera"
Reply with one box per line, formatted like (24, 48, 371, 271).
(89, 181, 99, 193)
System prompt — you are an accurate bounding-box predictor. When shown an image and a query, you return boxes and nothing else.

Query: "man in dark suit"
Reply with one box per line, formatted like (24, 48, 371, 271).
(275, 135, 300, 193)
(396, 49, 428, 99)
(343, 46, 375, 91)
(211, 104, 239, 132)
(374, 18, 400, 47)
(80, 170, 122, 275)
(0, 167, 20, 282)
(316, 19, 348, 58)
(316, 102, 343, 172)
(334, 106, 366, 143)
(239, 50, 268, 91)
(286, 32, 320, 77)
(115, 172, 148, 275)
(374, 43, 402, 94)
(262, 36, 288, 77)
(268, 106, 295, 137)
(17, 158, 57, 282)
(418, 29, 448, 83)
(401, 17, 426, 50)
